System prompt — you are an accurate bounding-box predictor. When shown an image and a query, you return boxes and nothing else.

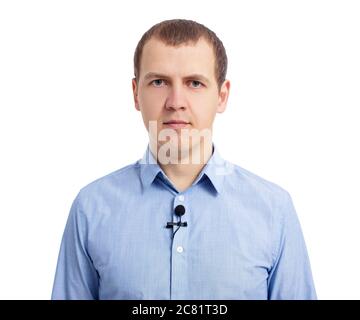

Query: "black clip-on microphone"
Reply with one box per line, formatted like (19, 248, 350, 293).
(166, 204, 187, 237)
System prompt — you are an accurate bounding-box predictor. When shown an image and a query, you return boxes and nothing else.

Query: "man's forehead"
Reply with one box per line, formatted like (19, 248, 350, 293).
(140, 37, 216, 80)
(142, 37, 214, 56)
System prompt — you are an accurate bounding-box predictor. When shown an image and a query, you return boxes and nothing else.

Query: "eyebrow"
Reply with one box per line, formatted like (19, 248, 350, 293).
(143, 72, 210, 85)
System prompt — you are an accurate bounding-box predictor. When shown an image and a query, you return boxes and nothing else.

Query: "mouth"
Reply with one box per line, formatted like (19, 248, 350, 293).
(163, 120, 190, 129)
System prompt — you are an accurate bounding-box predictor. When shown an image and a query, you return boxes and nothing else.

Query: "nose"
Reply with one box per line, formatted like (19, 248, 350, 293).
(165, 83, 187, 111)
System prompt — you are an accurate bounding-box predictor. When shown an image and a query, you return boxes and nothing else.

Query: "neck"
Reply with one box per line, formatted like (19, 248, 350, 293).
(150, 140, 213, 192)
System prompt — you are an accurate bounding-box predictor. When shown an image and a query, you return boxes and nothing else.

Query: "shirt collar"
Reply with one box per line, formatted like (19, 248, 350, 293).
(138, 143, 232, 194)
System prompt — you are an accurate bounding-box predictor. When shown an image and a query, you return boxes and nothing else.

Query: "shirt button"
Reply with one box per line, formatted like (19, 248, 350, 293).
(176, 246, 184, 253)
(178, 195, 185, 202)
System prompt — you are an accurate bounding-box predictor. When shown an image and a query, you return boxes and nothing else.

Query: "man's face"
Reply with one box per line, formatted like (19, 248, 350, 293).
(132, 37, 230, 156)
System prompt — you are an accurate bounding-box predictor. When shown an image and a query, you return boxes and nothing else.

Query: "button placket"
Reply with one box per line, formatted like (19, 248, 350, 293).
(170, 194, 189, 299)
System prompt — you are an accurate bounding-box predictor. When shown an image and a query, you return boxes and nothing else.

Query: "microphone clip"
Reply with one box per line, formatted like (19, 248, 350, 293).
(166, 221, 188, 228)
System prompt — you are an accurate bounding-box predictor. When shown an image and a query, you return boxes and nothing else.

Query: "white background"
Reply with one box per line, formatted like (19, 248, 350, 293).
(0, 0, 359, 299)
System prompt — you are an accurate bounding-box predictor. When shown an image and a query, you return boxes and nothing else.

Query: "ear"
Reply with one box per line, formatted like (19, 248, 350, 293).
(132, 78, 140, 111)
(216, 79, 230, 114)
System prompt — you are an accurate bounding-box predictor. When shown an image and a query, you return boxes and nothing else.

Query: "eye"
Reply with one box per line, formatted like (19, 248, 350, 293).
(189, 80, 203, 88)
(151, 79, 166, 87)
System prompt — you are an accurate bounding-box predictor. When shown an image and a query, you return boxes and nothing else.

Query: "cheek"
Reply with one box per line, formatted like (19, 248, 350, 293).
(140, 88, 166, 104)
(139, 92, 165, 119)
(194, 114, 215, 129)
(191, 100, 218, 128)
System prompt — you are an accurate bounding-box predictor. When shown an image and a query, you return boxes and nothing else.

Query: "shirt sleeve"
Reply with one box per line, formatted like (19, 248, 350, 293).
(51, 193, 99, 299)
(267, 192, 317, 300)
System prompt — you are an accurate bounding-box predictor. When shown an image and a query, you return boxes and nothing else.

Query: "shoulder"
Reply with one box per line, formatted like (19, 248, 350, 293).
(226, 162, 293, 213)
(74, 161, 141, 209)
(231, 163, 291, 199)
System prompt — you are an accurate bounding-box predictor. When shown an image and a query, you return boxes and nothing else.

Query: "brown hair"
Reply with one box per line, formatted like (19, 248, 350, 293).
(133, 19, 228, 92)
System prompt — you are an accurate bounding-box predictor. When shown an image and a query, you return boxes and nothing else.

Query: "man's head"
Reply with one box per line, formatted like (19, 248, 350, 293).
(132, 19, 230, 162)
(133, 19, 228, 93)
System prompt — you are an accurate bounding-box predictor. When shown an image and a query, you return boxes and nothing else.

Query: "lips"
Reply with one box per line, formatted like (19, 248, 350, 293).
(163, 120, 189, 124)
(163, 120, 190, 129)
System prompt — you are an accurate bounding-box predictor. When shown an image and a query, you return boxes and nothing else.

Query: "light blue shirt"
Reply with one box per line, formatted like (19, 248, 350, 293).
(52, 144, 316, 300)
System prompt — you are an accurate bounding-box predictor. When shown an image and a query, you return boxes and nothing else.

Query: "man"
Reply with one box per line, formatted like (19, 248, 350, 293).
(52, 19, 317, 300)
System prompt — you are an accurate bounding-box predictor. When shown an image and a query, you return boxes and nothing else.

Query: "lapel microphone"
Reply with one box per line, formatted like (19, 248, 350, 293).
(166, 204, 188, 229)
